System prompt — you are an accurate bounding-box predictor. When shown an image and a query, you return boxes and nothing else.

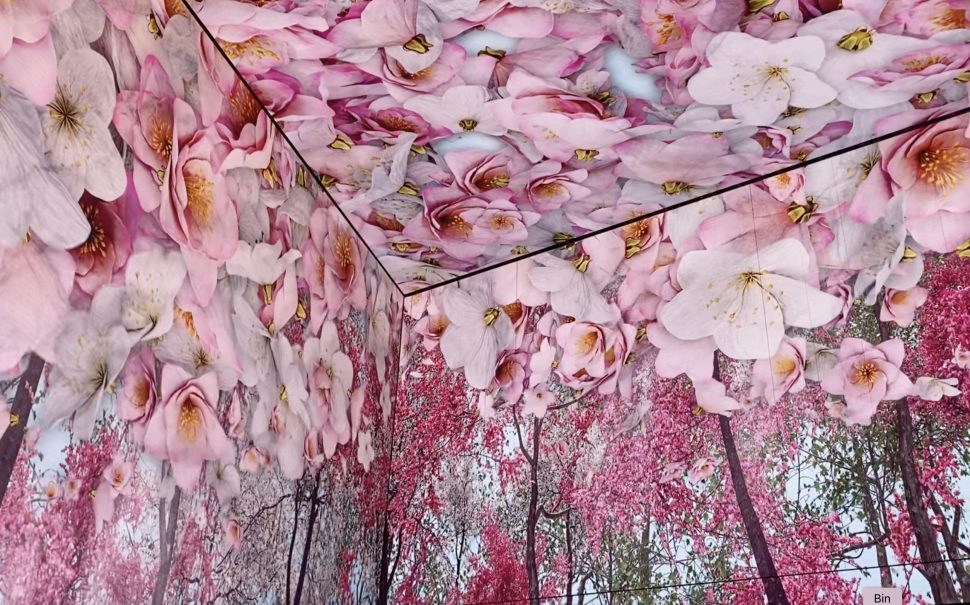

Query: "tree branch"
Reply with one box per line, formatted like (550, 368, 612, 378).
(0, 354, 45, 508)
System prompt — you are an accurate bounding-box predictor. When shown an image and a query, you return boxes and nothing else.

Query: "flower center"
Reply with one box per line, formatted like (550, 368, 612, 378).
(932, 7, 968, 30)
(77, 200, 109, 257)
(534, 182, 566, 199)
(574, 149, 599, 162)
(132, 378, 151, 410)
(773, 357, 797, 375)
(229, 87, 260, 125)
(577, 330, 599, 354)
(764, 66, 788, 80)
(378, 115, 415, 132)
(483, 307, 500, 327)
(459, 118, 478, 131)
(333, 231, 354, 269)
(48, 86, 83, 137)
(902, 54, 951, 73)
(219, 37, 279, 62)
(851, 361, 881, 389)
(149, 116, 173, 161)
(164, 0, 187, 16)
(737, 271, 765, 289)
(185, 172, 215, 225)
(178, 401, 202, 443)
(859, 149, 881, 180)
(918, 146, 968, 193)
(837, 27, 874, 52)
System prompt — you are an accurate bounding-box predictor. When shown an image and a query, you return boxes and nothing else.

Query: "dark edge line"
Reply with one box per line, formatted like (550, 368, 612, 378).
(408, 104, 970, 298)
(179, 0, 408, 298)
(468, 556, 970, 605)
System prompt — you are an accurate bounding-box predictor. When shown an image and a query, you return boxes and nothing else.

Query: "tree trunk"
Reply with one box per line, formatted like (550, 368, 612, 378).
(713, 357, 790, 605)
(718, 414, 790, 605)
(293, 472, 321, 605)
(929, 498, 970, 600)
(286, 488, 302, 605)
(526, 418, 542, 604)
(0, 354, 45, 508)
(377, 514, 394, 604)
(565, 511, 574, 605)
(152, 487, 181, 605)
(853, 438, 893, 587)
(877, 317, 960, 603)
(895, 398, 960, 603)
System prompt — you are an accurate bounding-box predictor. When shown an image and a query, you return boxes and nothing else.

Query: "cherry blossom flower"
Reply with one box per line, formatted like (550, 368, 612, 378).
(40, 291, 135, 438)
(42, 49, 127, 202)
(0, 241, 74, 372)
(0, 83, 88, 249)
(521, 386, 553, 419)
(875, 107, 970, 252)
(438, 280, 515, 390)
(555, 318, 637, 396)
(879, 286, 929, 328)
(913, 376, 961, 401)
(117, 347, 157, 441)
(692, 378, 742, 416)
(687, 457, 718, 483)
(953, 345, 970, 369)
(223, 518, 242, 550)
(659, 238, 843, 359)
(119, 245, 188, 341)
(749, 337, 807, 405)
(403, 85, 506, 135)
(357, 429, 375, 472)
(687, 32, 836, 126)
(144, 365, 235, 491)
(528, 233, 624, 324)
(820, 338, 914, 426)
(207, 462, 241, 504)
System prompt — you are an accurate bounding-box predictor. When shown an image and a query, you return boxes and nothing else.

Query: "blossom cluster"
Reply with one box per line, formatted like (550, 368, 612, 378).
(1, 0, 969, 580)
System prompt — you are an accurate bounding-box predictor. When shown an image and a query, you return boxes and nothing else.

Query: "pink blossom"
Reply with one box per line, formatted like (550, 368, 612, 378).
(0, 241, 74, 372)
(528, 233, 624, 323)
(687, 32, 836, 125)
(403, 85, 506, 135)
(438, 280, 515, 390)
(913, 376, 960, 401)
(874, 107, 970, 252)
(442, 149, 529, 196)
(953, 344, 970, 369)
(750, 337, 807, 405)
(848, 44, 970, 106)
(117, 347, 157, 441)
(404, 185, 535, 260)
(879, 287, 929, 327)
(555, 318, 637, 396)
(820, 338, 914, 425)
(223, 518, 242, 551)
(659, 238, 843, 359)
(160, 122, 238, 304)
(692, 378, 742, 415)
(144, 365, 235, 492)
(510, 160, 591, 212)
(522, 386, 553, 419)
(687, 457, 718, 483)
